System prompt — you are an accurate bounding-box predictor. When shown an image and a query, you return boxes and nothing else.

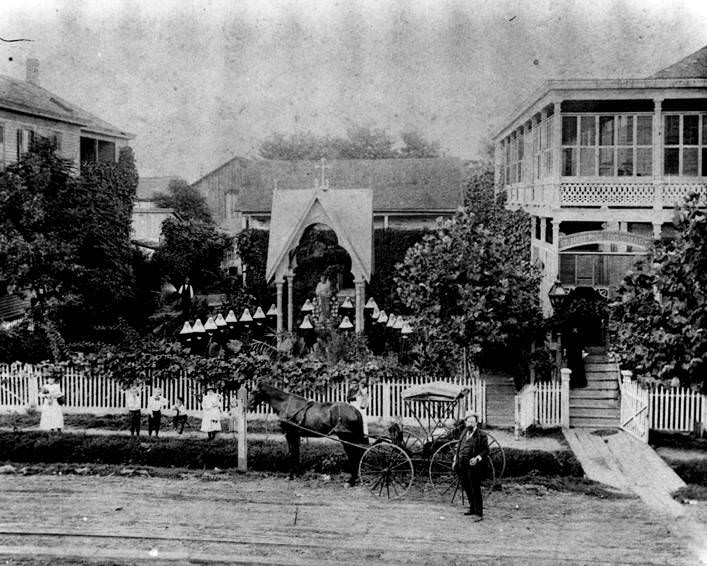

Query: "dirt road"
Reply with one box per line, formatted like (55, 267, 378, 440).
(0, 473, 704, 565)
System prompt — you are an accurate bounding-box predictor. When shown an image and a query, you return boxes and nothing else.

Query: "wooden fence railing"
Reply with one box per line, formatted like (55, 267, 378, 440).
(0, 363, 487, 425)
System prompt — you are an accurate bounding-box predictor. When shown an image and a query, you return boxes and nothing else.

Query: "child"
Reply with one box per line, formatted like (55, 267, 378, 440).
(39, 377, 64, 432)
(125, 384, 142, 437)
(172, 397, 188, 434)
(200, 388, 222, 441)
(147, 387, 167, 437)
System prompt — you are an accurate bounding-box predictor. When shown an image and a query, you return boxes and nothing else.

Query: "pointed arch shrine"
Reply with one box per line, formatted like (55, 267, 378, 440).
(265, 178, 373, 333)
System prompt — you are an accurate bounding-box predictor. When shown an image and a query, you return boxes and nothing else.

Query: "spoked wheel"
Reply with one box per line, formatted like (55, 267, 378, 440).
(359, 442, 414, 499)
(395, 429, 426, 457)
(486, 432, 505, 488)
(428, 440, 463, 503)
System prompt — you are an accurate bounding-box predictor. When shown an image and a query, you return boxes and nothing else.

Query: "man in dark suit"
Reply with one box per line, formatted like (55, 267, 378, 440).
(454, 411, 489, 521)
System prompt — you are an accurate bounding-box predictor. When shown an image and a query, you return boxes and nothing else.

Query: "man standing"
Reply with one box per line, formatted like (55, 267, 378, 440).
(178, 277, 194, 319)
(454, 411, 489, 521)
(125, 384, 142, 438)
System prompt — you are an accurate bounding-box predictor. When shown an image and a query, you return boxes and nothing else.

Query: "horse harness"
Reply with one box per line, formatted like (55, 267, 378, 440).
(281, 397, 348, 437)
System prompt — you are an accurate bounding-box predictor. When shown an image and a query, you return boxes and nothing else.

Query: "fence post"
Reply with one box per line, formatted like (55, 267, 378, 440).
(514, 393, 520, 440)
(702, 394, 707, 438)
(236, 386, 248, 472)
(560, 368, 571, 429)
(382, 382, 391, 422)
(620, 369, 633, 385)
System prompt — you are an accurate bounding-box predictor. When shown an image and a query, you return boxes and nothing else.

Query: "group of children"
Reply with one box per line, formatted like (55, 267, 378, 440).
(124, 385, 223, 440)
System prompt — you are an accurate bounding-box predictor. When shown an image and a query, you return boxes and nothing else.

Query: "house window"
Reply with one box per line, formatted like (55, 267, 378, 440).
(50, 132, 63, 152)
(16, 128, 35, 160)
(561, 114, 652, 177)
(664, 114, 707, 177)
(542, 110, 554, 177)
(533, 115, 542, 180)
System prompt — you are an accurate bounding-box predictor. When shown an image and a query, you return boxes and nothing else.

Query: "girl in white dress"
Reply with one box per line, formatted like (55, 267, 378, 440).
(39, 377, 64, 432)
(201, 388, 222, 440)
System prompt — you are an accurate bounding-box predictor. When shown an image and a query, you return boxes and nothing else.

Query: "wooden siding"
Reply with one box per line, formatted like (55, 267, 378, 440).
(0, 108, 81, 165)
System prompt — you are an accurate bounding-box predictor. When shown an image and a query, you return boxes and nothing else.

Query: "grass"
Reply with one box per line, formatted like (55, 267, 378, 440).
(0, 430, 583, 478)
(673, 484, 707, 502)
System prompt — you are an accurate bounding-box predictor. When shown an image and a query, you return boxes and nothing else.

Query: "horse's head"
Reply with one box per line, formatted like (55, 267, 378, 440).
(248, 381, 269, 411)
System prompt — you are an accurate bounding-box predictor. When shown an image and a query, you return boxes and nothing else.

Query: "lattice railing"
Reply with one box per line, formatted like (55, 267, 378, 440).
(561, 183, 654, 206)
(662, 183, 707, 207)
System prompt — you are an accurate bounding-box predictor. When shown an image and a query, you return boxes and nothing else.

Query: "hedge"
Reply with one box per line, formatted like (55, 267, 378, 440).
(0, 431, 583, 478)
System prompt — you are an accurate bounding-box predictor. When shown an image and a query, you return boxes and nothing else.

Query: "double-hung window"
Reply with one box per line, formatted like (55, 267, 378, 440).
(17, 128, 35, 160)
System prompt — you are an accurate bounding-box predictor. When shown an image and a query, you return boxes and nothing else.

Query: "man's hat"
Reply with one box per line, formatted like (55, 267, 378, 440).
(464, 410, 478, 420)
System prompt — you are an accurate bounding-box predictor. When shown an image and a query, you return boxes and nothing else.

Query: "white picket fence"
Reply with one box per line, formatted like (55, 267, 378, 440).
(0, 363, 486, 425)
(514, 369, 570, 436)
(648, 385, 705, 434)
(619, 369, 706, 441)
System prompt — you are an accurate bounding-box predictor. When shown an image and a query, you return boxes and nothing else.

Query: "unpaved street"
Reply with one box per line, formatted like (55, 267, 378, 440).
(0, 473, 704, 565)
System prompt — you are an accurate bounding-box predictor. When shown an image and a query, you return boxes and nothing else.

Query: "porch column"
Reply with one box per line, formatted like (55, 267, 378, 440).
(652, 222, 662, 240)
(354, 280, 365, 334)
(653, 97, 664, 208)
(540, 217, 547, 243)
(275, 280, 284, 337)
(286, 274, 294, 333)
(551, 219, 560, 246)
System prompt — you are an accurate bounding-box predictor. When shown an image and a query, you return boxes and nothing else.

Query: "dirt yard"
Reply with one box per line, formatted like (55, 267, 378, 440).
(0, 473, 704, 565)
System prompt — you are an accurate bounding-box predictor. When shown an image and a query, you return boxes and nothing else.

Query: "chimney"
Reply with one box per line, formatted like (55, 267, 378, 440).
(26, 58, 40, 85)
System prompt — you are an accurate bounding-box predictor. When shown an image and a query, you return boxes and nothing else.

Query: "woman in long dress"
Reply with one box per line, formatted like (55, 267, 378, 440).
(39, 377, 64, 432)
(201, 388, 222, 440)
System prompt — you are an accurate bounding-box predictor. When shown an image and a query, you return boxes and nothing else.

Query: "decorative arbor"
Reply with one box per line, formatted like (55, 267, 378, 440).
(265, 174, 373, 334)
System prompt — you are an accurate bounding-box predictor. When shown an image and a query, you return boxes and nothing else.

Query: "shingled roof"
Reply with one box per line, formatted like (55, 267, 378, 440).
(235, 158, 463, 213)
(650, 45, 707, 79)
(0, 74, 133, 139)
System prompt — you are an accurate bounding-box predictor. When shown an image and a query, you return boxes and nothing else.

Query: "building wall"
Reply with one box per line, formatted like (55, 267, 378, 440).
(191, 159, 247, 228)
(0, 109, 82, 166)
(131, 209, 173, 245)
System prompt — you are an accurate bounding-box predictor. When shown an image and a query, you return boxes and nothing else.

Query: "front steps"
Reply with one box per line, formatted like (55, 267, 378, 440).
(569, 354, 620, 428)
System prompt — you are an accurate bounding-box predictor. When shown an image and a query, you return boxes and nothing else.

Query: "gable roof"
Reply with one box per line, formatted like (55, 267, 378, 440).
(651, 45, 707, 79)
(0, 74, 133, 139)
(136, 176, 179, 201)
(266, 187, 373, 282)
(200, 157, 462, 213)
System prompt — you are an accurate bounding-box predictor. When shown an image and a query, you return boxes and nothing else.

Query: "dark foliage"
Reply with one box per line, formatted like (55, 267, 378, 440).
(153, 178, 213, 224)
(258, 126, 441, 160)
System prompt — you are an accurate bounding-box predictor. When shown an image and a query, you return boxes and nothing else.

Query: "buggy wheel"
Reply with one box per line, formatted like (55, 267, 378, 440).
(485, 432, 505, 487)
(359, 442, 414, 500)
(428, 440, 462, 503)
(396, 429, 425, 457)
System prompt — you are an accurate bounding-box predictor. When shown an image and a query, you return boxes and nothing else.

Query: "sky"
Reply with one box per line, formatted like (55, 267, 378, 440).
(2, 0, 707, 182)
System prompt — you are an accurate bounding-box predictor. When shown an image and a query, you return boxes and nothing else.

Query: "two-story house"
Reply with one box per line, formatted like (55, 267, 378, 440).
(494, 45, 707, 315)
(0, 59, 133, 168)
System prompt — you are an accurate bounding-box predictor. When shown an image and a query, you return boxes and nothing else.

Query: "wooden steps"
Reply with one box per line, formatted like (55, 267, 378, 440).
(569, 354, 620, 428)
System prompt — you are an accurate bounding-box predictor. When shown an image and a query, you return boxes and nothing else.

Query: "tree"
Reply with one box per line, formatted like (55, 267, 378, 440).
(610, 195, 707, 391)
(395, 209, 542, 379)
(0, 142, 140, 344)
(399, 130, 441, 158)
(258, 127, 440, 160)
(154, 178, 212, 224)
(153, 217, 232, 290)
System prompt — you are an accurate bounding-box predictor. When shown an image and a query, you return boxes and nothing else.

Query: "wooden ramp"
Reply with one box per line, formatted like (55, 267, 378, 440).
(564, 429, 686, 516)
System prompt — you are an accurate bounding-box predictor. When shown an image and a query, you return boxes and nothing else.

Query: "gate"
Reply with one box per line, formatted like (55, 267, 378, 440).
(619, 370, 649, 442)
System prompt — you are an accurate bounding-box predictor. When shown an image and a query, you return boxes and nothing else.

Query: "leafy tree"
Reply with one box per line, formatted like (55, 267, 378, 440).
(395, 209, 542, 379)
(0, 142, 140, 344)
(399, 130, 441, 158)
(153, 217, 232, 290)
(610, 195, 707, 391)
(154, 178, 213, 223)
(258, 126, 440, 160)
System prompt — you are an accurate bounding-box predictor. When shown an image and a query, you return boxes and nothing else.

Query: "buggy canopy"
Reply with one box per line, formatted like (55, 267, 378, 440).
(401, 382, 469, 402)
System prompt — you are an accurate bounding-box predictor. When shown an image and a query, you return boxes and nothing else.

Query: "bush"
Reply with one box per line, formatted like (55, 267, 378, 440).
(663, 459, 707, 486)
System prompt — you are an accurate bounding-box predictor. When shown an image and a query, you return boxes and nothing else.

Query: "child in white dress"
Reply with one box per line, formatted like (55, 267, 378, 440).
(201, 388, 222, 440)
(39, 377, 64, 432)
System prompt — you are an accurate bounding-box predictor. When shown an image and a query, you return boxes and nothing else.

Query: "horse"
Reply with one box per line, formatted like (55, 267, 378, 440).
(248, 381, 367, 485)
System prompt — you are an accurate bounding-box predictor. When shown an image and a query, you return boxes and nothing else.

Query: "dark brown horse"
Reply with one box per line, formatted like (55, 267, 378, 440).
(248, 381, 367, 485)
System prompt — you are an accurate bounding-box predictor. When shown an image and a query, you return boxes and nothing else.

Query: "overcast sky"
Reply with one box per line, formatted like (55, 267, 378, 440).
(3, 0, 707, 182)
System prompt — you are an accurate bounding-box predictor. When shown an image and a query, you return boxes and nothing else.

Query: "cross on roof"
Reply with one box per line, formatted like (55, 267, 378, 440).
(315, 158, 331, 189)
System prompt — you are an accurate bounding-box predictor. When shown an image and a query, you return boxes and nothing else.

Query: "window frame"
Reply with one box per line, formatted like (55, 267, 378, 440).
(663, 113, 707, 178)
